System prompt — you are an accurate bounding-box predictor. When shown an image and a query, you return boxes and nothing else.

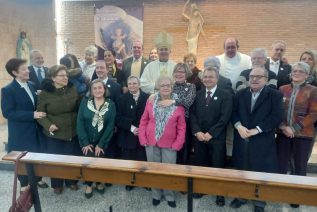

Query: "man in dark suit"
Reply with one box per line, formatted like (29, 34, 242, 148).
(265, 40, 291, 88)
(95, 60, 121, 159)
(230, 67, 284, 212)
(28, 50, 48, 91)
(1, 58, 48, 190)
(122, 40, 149, 92)
(203, 56, 234, 95)
(116, 76, 149, 191)
(190, 67, 233, 207)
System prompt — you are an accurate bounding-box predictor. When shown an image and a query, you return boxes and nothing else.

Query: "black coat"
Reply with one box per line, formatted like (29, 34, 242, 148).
(190, 87, 233, 141)
(231, 86, 284, 173)
(116, 90, 149, 149)
(105, 79, 121, 107)
(28, 66, 48, 91)
(265, 59, 291, 88)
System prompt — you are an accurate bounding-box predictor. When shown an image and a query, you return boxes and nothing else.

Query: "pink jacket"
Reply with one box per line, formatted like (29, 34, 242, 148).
(138, 100, 186, 151)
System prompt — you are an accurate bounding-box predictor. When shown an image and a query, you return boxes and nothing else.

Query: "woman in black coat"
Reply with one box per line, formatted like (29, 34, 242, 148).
(116, 76, 148, 190)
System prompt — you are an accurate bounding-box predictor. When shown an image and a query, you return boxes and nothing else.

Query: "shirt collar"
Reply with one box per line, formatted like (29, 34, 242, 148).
(206, 85, 217, 94)
(102, 77, 109, 85)
(16, 79, 28, 88)
(270, 58, 280, 65)
(133, 56, 142, 62)
(250, 86, 265, 95)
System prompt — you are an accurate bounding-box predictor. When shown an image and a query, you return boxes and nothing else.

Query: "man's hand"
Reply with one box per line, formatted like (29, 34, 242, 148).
(203, 132, 212, 142)
(282, 126, 295, 138)
(247, 128, 259, 137)
(133, 127, 139, 136)
(237, 125, 249, 139)
(196, 132, 205, 142)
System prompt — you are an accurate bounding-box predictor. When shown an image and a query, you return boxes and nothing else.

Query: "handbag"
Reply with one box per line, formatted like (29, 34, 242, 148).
(9, 151, 33, 212)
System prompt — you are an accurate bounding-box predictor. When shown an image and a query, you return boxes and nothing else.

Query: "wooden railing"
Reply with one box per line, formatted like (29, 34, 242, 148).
(3, 151, 317, 212)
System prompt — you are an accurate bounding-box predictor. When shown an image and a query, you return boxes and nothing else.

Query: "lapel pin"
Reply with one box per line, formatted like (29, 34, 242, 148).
(131, 105, 133, 109)
(107, 84, 111, 88)
(214, 96, 218, 100)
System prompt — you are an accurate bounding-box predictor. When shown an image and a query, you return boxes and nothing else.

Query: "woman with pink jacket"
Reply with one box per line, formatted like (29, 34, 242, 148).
(139, 75, 186, 208)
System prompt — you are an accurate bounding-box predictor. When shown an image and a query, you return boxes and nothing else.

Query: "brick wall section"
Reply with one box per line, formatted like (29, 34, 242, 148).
(60, 0, 317, 67)
(0, 0, 56, 123)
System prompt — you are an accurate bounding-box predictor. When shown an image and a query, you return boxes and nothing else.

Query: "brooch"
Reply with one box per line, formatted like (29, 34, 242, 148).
(185, 87, 188, 91)
(107, 84, 111, 88)
(280, 67, 284, 71)
(214, 96, 218, 100)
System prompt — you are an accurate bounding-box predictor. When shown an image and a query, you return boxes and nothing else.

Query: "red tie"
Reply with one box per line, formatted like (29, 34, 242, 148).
(206, 91, 212, 106)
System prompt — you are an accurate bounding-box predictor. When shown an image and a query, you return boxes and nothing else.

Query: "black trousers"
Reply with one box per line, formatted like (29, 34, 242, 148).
(177, 118, 192, 165)
(193, 138, 226, 168)
(277, 134, 313, 176)
(46, 136, 78, 188)
(82, 147, 105, 186)
(121, 145, 146, 161)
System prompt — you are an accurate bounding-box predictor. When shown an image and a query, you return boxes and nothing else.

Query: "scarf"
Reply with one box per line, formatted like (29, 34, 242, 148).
(87, 98, 109, 132)
(153, 93, 176, 141)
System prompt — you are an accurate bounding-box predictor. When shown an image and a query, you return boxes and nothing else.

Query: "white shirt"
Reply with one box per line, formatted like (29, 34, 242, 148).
(269, 58, 280, 75)
(205, 85, 217, 98)
(102, 77, 109, 85)
(16, 79, 34, 105)
(216, 52, 251, 91)
(33, 65, 45, 79)
(140, 59, 176, 94)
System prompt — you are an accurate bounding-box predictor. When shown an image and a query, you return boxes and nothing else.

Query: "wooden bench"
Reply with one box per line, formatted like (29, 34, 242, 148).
(3, 151, 317, 212)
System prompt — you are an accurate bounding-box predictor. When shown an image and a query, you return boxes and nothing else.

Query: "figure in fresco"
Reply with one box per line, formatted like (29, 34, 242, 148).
(16, 31, 32, 64)
(182, 0, 205, 55)
(111, 27, 127, 59)
(100, 19, 133, 60)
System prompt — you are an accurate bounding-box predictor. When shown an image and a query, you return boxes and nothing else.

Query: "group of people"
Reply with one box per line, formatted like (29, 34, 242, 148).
(2, 31, 317, 212)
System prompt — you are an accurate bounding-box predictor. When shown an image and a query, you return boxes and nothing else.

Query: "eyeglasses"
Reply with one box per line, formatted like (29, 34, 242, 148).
(160, 84, 172, 88)
(56, 74, 68, 78)
(249, 75, 267, 80)
(292, 70, 307, 74)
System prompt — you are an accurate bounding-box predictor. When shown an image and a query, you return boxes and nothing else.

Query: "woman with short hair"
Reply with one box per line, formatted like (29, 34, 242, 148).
(77, 79, 116, 198)
(37, 64, 80, 194)
(139, 76, 186, 208)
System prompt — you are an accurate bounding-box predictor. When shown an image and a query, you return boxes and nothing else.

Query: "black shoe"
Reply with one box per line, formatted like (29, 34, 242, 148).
(193, 193, 204, 199)
(230, 198, 246, 209)
(84, 186, 93, 199)
(105, 183, 112, 187)
(216, 196, 225, 206)
(167, 201, 176, 208)
(254, 206, 264, 212)
(96, 183, 105, 194)
(144, 187, 151, 191)
(290, 204, 300, 208)
(152, 199, 160, 206)
(125, 185, 134, 191)
(37, 181, 49, 189)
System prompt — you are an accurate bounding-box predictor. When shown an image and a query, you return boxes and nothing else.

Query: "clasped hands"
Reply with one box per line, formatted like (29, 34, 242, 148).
(236, 125, 259, 139)
(196, 132, 212, 143)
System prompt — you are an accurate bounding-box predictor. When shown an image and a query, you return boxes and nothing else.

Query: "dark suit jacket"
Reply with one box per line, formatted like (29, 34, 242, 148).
(236, 68, 277, 90)
(190, 87, 233, 141)
(105, 78, 121, 107)
(122, 56, 149, 86)
(116, 90, 149, 149)
(28, 65, 48, 91)
(1, 79, 39, 152)
(231, 86, 284, 173)
(265, 59, 291, 88)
